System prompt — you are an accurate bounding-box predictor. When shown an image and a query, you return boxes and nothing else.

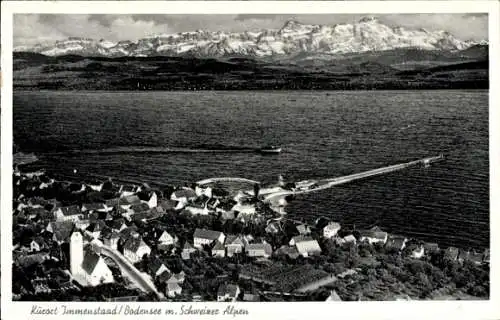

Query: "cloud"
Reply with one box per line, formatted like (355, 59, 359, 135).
(13, 13, 488, 47)
(234, 14, 278, 21)
(462, 13, 488, 18)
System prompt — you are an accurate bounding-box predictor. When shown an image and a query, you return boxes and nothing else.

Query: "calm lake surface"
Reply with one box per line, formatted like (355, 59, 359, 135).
(14, 90, 489, 249)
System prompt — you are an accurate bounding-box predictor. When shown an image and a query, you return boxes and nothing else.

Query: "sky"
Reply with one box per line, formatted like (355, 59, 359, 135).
(13, 13, 488, 47)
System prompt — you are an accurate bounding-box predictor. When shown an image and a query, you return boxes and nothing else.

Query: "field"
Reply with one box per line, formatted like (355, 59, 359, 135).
(13, 46, 488, 90)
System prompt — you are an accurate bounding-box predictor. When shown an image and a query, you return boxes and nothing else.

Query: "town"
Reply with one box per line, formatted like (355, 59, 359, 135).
(12, 162, 490, 302)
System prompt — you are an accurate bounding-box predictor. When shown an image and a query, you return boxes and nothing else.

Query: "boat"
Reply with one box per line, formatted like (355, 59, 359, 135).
(259, 145, 282, 154)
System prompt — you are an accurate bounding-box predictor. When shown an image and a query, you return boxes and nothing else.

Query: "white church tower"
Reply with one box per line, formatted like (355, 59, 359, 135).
(70, 231, 84, 279)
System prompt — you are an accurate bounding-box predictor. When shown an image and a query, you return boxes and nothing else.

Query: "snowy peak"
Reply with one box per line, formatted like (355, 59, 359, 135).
(280, 19, 307, 32)
(16, 17, 487, 58)
(358, 16, 379, 23)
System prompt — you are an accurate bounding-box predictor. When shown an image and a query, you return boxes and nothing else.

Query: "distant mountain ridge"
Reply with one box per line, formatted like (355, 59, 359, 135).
(15, 17, 488, 58)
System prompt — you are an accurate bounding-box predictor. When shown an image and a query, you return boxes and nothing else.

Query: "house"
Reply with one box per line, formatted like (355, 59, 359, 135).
(119, 185, 142, 197)
(225, 235, 247, 257)
(46, 221, 75, 244)
(105, 198, 121, 209)
(265, 221, 281, 234)
(220, 210, 236, 220)
(232, 203, 256, 215)
(207, 198, 220, 210)
(81, 203, 109, 213)
(54, 205, 84, 222)
(385, 235, 408, 251)
(123, 237, 151, 264)
(158, 270, 185, 286)
(184, 204, 210, 216)
(148, 259, 171, 277)
(157, 230, 177, 246)
(134, 212, 153, 225)
(99, 211, 114, 221)
(217, 283, 240, 302)
(171, 188, 197, 205)
(79, 250, 115, 286)
(325, 290, 342, 301)
(149, 206, 165, 217)
(84, 212, 99, 222)
(193, 228, 225, 249)
(236, 213, 253, 225)
(468, 251, 484, 265)
(16, 201, 28, 212)
(166, 282, 182, 298)
(31, 278, 51, 294)
(87, 181, 104, 192)
(297, 224, 311, 235)
(195, 185, 213, 198)
(85, 221, 106, 239)
(295, 238, 322, 257)
(411, 245, 425, 259)
(16, 252, 50, 268)
(217, 199, 237, 212)
(39, 179, 55, 189)
(30, 237, 47, 252)
(158, 199, 178, 211)
(323, 222, 341, 238)
(109, 218, 127, 232)
(46, 198, 62, 211)
(140, 191, 158, 209)
(101, 230, 120, 250)
(423, 242, 440, 253)
(212, 241, 226, 258)
(108, 195, 142, 210)
(457, 249, 470, 264)
(192, 294, 203, 302)
(181, 242, 196, 260)
(27, 197, 48, 209)
(359, 226, 388, 245)
(456, 249, 483, 265)
(106, 296, 140, 302)
(169, 271, 186, 284)
(70, 183, 87, 194)
(129, 202, 151, 214)
(212, 186, 230, 198)
(243, 293, 260, 302)
(335, 235, 357, 246)
(118, 226, 139, 242)
(483, 249, 490, 264)
(23, 207, 47, 220)
(289, 235, 313, 246)
(275, 245, 300, 259)
(444, 246, 459, 261)
(246, 243, 273, 258)
(24, 169, 46, 179)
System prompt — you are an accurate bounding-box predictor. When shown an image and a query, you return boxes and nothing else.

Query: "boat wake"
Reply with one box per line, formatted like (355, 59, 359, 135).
(49, 145, 260, 156)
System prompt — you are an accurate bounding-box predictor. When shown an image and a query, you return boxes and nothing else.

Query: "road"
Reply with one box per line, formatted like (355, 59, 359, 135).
(98, 244, 163, 299)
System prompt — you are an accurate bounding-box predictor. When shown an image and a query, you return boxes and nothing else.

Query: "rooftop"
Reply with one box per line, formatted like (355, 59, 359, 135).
(58, 205, 81, 216)
(124, 237, 148, 253)
(193, 228, 223, 240)
(81, 250, 101, 274)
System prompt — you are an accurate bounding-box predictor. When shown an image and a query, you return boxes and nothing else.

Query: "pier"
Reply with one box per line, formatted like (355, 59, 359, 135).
(264, 154, 444, 203)
(197, 177, 260, 186)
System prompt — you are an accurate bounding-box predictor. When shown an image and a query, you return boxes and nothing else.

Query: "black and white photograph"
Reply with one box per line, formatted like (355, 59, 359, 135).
(1, 1, 497, 315)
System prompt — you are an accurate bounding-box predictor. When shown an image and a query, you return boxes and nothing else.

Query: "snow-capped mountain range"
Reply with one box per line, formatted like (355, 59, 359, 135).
(15, 17, 488, 58)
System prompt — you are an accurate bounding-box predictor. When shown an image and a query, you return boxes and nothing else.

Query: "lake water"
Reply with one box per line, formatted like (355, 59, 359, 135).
(14, 90, 489, 249)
